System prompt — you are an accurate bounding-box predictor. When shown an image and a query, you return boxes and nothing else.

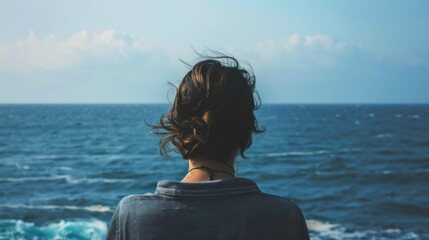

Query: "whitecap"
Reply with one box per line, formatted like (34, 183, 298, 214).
(409, 115, 420, 119)
(369, 113, 375, 118)
(266, 148, 360, 158)
(394, 114, 403, 118)
(307, 219, 419, 240)
(0, 219, 107, 239)
(384, 228, 401, 234)
(15, 163, 30, 170)
(403, 232, 420, 239)
(0, 176, 64, 182)
(375, 133, 393, 138)
(56, 166, 73, 171)
(64, 176, 132, 184)
(307, 220, 340, 231)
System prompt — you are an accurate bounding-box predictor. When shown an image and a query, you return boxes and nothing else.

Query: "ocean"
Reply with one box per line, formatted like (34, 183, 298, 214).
(0, 104, 428, 240)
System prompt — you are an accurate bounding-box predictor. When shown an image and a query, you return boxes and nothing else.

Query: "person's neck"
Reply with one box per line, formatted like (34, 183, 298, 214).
(181, 156, 235, 182)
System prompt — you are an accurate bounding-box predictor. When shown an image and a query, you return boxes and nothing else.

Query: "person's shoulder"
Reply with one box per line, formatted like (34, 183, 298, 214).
(254, 192, 307, 223)
(117, 193, 161, 208)
(257, 192, 295, 204)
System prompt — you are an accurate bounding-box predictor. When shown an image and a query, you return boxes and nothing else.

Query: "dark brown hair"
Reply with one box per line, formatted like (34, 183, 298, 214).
(150, 55, 264, 162)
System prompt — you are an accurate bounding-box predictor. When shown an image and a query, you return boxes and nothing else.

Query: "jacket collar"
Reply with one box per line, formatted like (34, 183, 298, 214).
(155, 177, 260, 198)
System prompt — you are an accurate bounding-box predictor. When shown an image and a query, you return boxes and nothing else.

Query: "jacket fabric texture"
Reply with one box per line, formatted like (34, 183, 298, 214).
(106, 177, 310, 240)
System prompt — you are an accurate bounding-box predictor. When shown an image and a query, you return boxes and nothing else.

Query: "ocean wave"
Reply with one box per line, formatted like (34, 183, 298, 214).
(24, 154, 146, 161)
(0, 204, 112, 213)
(6, 218, 419, 240)
(0, 176, 64, 182)
(0, 175, 132, 184)
(265, 148, 361, 158)
(31, 154, 82, 160)
(15, 163, 30, 170)
(0, 219, 106, 240)
(56, 166, 73, 171)
(408, 115, 420, 119)
(307, 219, 420, 240)
(379, 201, 429, 217)
(59, 175, 132, 184)
(374, 133, 394, 138)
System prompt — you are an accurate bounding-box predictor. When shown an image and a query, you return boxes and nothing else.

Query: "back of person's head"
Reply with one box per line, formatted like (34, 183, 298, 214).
(151, 55, 264, 163)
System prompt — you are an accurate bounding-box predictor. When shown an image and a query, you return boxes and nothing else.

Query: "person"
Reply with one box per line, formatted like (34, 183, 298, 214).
(106, 55, 310, 240)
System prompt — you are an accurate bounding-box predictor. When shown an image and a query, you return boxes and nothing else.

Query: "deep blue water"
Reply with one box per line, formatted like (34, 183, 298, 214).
(0, 104, 428, 240)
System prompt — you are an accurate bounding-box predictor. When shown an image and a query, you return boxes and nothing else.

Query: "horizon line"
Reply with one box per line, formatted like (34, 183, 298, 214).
(1, 102, 428, 105)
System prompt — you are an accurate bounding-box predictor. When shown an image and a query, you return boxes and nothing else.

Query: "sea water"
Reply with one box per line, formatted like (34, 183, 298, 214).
(0, 104, 428, 240)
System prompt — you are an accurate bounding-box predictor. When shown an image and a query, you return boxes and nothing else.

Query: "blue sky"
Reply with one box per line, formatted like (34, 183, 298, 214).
(0, 0, 428, 103)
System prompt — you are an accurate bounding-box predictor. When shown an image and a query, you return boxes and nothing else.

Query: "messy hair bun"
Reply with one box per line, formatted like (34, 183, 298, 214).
(150, 55, 264, 162)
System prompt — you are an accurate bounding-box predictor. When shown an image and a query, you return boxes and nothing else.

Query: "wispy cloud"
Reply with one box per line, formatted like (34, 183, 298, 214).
(8, 30, 419, 77)
(0, 29, 179, 72)
(304, 34, 349, 51)
(0, 30, 367, 73)
(244, 33, 361, 69)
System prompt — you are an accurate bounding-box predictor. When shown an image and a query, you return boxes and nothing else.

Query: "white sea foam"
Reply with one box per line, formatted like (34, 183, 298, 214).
(385, 228, 401, 234)
(375, 133, 394, 138)
(15, 163, 30, 170)
(0, 176, 63, 182)
(394, 114, 403, 118)
(267, 150, 329, 157)
(408, 115, 420, 119)
(56, 166, 73, 171)
(1, 204, 112, 212)
(369, 113, 375, 118)
(307, 220, 340, 231)
(307, 219, 420, 240)
(0, 219, 107, 239)
(59, 175, 132, 184)
(266, 148, 360, 158)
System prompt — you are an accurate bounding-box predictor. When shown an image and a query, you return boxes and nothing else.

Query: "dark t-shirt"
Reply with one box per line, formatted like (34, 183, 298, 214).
(106, 177, 310, 240)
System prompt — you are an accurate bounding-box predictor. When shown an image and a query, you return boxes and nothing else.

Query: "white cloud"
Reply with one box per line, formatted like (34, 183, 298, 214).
(0, 30, 360, 73)
(253, 33, 350, 55)
(0, 29, 161, 72)
(284, 33, 300, 51)
(304, 34, 348, 51)
(245, 33, 357, 68)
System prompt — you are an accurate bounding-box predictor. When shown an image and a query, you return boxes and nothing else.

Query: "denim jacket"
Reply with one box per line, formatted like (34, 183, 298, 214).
(106, 177, 309, 240)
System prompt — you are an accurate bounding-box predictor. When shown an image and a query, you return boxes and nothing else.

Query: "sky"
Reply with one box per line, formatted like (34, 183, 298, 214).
(0, 0, 428, 103)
